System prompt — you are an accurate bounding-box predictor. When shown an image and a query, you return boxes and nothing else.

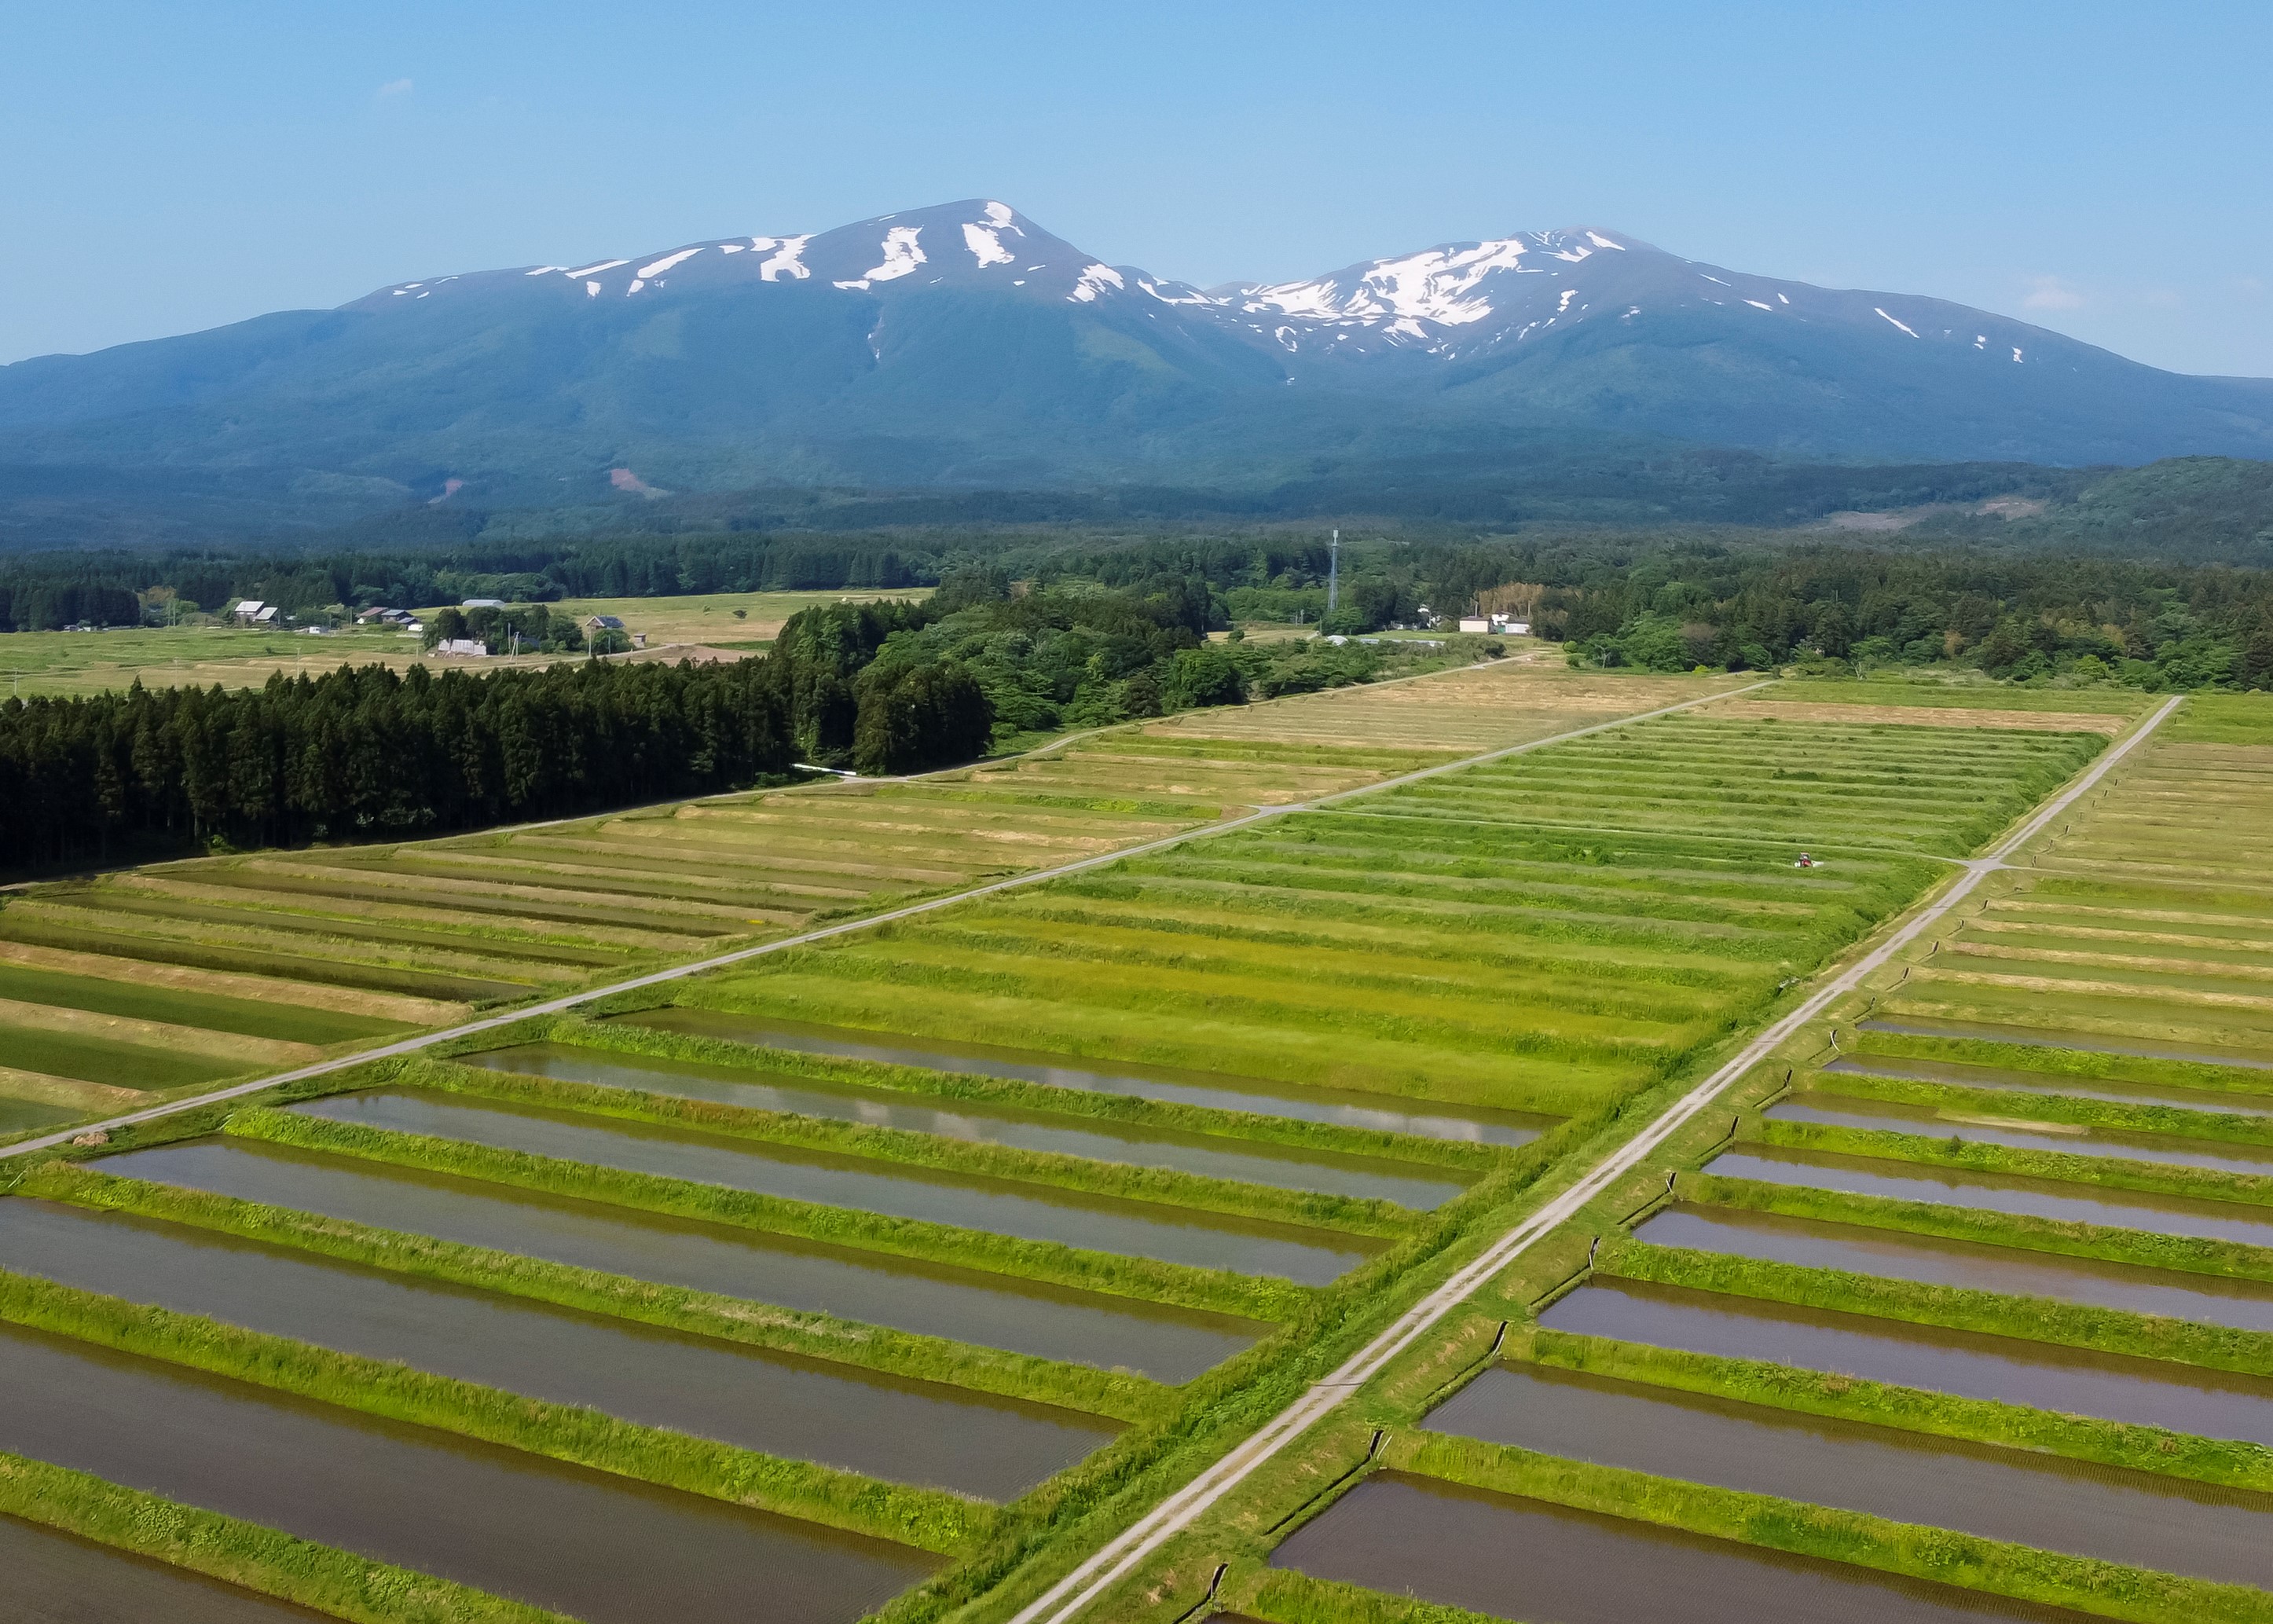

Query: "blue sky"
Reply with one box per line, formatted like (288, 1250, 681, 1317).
(5, 0, 2269, 374)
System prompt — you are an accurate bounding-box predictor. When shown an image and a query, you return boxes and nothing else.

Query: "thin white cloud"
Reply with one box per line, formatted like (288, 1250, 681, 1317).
(2020, 275, 2087, 311)
(376, 78, 414, 98)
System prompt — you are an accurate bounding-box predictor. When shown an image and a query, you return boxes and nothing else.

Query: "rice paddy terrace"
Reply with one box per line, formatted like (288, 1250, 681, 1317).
(0, 665, 2191, 1624)
(1117, 689, 2273, 1624)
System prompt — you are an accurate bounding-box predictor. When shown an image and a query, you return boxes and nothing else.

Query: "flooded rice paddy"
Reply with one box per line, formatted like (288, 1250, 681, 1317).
(616, 1009, 1553, 1148)
(1541, 1278, 2273, 1445)
(0, 1320, 939, 1624)
(97, 1138, 1263, 1380)
(1637, 1204, 2273, 1335)
(1427, 1363, 2273, 1588)
(1272, 1473, 2099, 1624)
(0, 1512, 336, 1623)
(1823, 1054, 2273, 1117)
(1710, 1146, 2273, 1248)
(287, 1087, 1380, 1285)
(0, 1197, 1112, 1499)
(1769, 1092, 2273, 1178)
(465, 1042, 1471, 1209)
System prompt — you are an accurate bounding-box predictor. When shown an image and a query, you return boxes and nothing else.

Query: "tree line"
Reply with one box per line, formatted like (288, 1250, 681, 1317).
(0, 596, 1003, 871)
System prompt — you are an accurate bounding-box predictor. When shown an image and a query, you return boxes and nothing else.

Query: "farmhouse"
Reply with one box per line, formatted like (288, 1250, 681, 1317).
(434, 638, 486, 657)
(230, 599, 280, 625)
(585, 614, 627, 632)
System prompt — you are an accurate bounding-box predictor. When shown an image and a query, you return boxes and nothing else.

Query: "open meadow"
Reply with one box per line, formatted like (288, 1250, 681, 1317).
(0, 665, 2215, 1624)
(0, 589, 925, 699)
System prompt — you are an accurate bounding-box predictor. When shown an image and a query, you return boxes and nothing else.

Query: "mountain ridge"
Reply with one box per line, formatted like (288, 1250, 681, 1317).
(0, 197, 2267, 544)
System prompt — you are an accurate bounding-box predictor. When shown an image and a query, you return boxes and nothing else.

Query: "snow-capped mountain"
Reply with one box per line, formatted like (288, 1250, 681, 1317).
(1, 199, 2268, 535)
(352, 200, 1142, 313)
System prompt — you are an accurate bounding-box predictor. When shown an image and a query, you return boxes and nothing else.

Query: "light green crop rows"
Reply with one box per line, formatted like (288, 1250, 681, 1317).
(965, 702, 2273, 1624)
(1349, 701, 2273, 1624)
(676, 717, 2101, 1126)
(0, 689, 2140, 1624)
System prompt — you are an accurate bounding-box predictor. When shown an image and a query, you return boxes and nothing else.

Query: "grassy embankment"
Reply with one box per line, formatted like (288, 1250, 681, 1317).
(1382, 1430, 2273, 1624)
(390, 1057, 1420, 1235)
(0, 1266, 989, 1552)
(221, 1104, 1318, 1325)
(12, 1158, 1168, 1422)
(0, 1450, 566, 1624)
(555, 1013, 1505, 1173)
(1597, 1233, 2273, 1377)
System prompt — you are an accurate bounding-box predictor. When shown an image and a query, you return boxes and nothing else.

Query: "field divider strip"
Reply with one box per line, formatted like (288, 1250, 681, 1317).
(1, 680, 1773, 1162)
(218, 1105, 1315, 1324)
(16, 1160, 1176, 1423)
(0, 1266, 992, 1554)
(400, 1058, 1419, 1238)
(1379, 1427, 2273, 1624)
(995, 692, 2181, 1624)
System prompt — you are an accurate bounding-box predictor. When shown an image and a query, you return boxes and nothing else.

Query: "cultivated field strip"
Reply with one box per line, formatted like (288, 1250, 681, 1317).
(0, 676, 2142, 1624)
(1157, 666, 1740, 753)
(0, 666, 1803, 1622)
(999, 695, 2273, 1624)
(0, 753, 1269, 1144)
(670, 715, 2101, 1132)
(1345, 695, 2273, 1624)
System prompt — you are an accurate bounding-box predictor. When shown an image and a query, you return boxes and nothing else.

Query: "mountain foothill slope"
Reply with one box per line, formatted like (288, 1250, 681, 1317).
(1, 198, 2268, 531)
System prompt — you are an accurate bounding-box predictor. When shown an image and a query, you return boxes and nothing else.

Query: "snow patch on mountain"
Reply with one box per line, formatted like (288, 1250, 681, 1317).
(1069, 264, 1124, 303)
(963, 222, 1017, 266)
(636, 247, 704, 280)
(755, 236, 811, 280)
(835, 227, 926, 290)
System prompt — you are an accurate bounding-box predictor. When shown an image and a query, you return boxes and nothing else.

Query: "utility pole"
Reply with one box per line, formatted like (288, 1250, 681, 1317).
(1326, 529, 1340, 617)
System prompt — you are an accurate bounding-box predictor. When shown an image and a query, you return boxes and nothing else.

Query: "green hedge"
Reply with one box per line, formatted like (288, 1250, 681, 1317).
(1386, 1431, 2273, 1624)
(222, 1106, 1314, 1324)
(0, 1450, 563, 1622)
(17, 1160, 1169, 1424)
(0, 1267, 987, 1554)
